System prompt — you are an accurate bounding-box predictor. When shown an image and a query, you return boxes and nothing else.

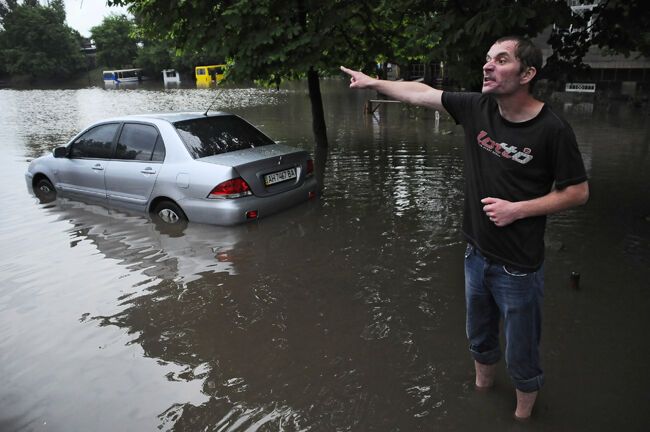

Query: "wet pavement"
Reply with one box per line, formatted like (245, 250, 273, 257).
(1, 81, 649, 431)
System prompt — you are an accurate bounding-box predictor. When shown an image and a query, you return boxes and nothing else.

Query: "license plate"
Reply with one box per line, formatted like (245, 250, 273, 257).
(264, 168, 297, 186)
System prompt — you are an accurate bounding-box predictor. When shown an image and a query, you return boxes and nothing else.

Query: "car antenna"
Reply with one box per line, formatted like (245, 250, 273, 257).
(203, 88, 224, 116)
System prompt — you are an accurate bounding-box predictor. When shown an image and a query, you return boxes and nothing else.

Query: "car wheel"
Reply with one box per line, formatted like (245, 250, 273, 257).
(152, 201, 187, 225)
(34, 178, 57, 203)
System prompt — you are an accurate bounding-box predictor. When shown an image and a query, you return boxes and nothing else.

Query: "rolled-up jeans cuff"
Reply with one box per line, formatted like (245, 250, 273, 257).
(514, 374, 545, 392)
(469, 345, 500, 365)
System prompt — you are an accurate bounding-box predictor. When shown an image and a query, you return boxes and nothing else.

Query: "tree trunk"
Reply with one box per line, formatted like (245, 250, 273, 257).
(307, 66, 328, 148)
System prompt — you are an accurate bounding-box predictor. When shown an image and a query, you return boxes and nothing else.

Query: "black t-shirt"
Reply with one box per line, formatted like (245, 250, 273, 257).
(442, 92, 587, 271)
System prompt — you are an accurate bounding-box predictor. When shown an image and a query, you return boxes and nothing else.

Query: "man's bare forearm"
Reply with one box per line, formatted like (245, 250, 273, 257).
(371, 80, 443, 108)
(482, 181, 589, 227)
(340, 66, 444, 110)
(516, 181, 589, 219)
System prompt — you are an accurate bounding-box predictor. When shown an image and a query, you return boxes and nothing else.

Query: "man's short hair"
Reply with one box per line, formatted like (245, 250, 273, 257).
(495, 36, 543, 89)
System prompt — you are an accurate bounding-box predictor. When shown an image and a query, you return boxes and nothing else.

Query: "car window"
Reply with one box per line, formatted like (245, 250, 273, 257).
(114, 123, 163, 161)
(70, 123, 119, 159)
(151, 135, 166, 162)
(174, 115, 274, 159)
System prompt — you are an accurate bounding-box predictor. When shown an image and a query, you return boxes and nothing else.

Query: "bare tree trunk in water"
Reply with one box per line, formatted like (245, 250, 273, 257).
(307, 67, 328, 148)
(307, 66, 328, 192)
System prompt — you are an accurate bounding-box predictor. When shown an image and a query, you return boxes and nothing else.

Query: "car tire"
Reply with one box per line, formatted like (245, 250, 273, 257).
(152, 201, 188, 225)
(34, 178, 57, 203)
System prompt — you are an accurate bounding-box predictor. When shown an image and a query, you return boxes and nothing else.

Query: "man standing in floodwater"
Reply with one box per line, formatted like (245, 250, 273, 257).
(341, 36, 589, 419)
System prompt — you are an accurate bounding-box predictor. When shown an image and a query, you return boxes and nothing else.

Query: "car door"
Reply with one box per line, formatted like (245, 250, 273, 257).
(56, 123, 120, 200)
(105, 122, 165, 210)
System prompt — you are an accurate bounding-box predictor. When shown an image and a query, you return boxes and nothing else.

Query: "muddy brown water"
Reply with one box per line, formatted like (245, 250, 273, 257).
(1, 81, 649, 431)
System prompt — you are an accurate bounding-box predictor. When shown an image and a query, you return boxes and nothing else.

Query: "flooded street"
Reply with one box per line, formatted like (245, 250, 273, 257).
(1, 81, 649, 431)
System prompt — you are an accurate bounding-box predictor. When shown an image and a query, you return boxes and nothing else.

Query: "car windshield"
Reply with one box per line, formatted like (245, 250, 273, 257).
(174, 115, 275, 159)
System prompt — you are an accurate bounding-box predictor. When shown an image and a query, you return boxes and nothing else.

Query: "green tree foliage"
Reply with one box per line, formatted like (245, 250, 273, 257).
(365, 1, 441, 75)
(114, 1, 376, 80)
(0, 0, 18, 24)
(370, 0, 650, 89)
(134, 38, 174, 75)
(0, 0, 84, 80)
(426, 0, 570, 89)
(388, 0, 650, 88)
(91, 14, 138, 68)
(546, 0, 650, 79)
(592, 0, 650, 58)
(110, 0, 424, 147)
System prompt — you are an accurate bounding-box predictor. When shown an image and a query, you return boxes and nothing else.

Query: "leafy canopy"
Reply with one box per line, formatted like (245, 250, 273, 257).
(109, 0, 434, 84)
(107, 0, 578, 88)
(0, 0, 84, 80)
(91, 14, 139, 68)
(547, 0, 650, 77)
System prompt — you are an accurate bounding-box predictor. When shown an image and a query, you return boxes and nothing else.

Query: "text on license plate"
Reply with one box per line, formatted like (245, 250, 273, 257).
(264, 168, 297, 186)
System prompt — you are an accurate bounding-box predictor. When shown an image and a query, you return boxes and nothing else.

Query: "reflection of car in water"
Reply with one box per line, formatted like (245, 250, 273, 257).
(25, 112, 319, 226)
(28, 190, 317, 284)
(34, 197, 245, 282)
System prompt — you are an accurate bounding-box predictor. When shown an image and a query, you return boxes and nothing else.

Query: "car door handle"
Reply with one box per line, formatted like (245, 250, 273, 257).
(141, 168, 156, 174)
(92, 164, 104, 171)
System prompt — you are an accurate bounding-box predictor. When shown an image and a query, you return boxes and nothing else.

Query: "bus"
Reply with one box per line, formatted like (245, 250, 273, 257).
(195, 65, 226, 85)
(103, 68, 144, 84)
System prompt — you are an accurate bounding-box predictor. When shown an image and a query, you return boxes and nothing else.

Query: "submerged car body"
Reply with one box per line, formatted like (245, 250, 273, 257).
(26, 112, 318, 225)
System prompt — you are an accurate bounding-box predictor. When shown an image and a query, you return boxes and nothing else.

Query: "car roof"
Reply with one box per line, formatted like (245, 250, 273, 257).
(100, 112, 233, 124)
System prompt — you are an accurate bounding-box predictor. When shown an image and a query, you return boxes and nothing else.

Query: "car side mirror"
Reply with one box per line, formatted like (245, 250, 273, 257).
(53, 147, 68, 158)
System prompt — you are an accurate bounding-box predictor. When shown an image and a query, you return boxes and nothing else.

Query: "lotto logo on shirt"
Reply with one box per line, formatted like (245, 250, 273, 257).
(476, 130, 533, 165)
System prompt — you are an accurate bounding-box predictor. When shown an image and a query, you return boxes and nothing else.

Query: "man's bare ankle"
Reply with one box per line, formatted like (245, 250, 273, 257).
(514, 389, 538, 419)
(474, 360, 497, 388)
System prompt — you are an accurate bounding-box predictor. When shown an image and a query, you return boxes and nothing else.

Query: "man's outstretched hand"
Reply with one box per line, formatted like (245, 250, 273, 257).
(340, 66, 376, 89)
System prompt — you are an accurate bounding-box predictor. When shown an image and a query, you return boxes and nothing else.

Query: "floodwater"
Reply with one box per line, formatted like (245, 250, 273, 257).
(1, 80, 649, 431)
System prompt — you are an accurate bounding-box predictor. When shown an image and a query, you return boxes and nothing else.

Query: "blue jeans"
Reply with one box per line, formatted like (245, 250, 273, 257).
(464, 244, 545, 393)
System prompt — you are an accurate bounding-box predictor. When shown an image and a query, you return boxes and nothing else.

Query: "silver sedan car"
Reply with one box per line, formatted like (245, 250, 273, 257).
(26, 112, 319, 226)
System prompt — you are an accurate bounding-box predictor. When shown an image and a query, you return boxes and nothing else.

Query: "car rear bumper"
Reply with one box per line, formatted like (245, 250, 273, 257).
(178, 177, 319, 225)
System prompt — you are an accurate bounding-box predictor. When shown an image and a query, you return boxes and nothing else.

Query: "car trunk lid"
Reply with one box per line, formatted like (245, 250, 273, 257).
(197, 144, 311, 197)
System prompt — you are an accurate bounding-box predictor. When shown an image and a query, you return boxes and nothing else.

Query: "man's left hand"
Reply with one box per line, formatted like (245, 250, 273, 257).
(481, 197, 521, 227)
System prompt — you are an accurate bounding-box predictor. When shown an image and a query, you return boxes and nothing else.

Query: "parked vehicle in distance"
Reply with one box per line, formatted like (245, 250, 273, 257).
(103, 68, 145, 84)
(162, 69, 181, 86)
(26, 112, 319, 226)
(195, 65, 226, 86)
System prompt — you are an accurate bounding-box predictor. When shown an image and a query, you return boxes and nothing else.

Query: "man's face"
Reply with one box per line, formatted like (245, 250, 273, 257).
(482, 40, 528, 95)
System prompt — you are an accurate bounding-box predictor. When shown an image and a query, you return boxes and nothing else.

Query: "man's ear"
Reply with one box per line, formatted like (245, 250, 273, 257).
(520, 67, 537, 85)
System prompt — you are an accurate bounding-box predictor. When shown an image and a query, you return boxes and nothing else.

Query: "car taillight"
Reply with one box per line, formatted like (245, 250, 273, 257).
(306, 159, 314, 177)
(208, 178, 252, 199)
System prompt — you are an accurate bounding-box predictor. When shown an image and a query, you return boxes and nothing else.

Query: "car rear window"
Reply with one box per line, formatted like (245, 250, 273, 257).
(174, 115, 275, 159)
